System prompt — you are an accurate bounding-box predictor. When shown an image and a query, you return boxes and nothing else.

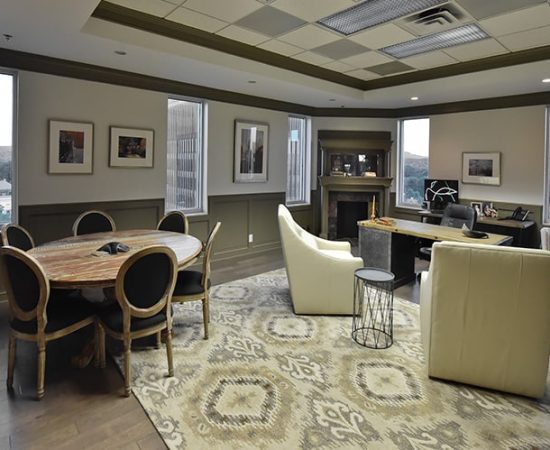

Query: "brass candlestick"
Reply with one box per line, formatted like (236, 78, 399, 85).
(370, 195, 376, 221)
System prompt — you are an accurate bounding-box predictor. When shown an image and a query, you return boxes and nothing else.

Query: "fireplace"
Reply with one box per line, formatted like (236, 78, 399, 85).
(332, 195, 373, 240)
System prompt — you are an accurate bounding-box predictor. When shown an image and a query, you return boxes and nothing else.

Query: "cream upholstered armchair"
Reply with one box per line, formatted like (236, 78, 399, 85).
(278, 204, 363, 315)
(541, 227, 550, 250)
(420, 241, 550, 398)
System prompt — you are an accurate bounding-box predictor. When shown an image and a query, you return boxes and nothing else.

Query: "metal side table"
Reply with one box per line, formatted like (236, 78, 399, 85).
(352, 267, 395, 349)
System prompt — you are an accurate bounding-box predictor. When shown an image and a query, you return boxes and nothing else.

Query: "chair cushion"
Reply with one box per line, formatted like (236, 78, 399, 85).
(98, 303, 167, 333)
(173, 270, 209, 296)
(10, 294, 95, 334)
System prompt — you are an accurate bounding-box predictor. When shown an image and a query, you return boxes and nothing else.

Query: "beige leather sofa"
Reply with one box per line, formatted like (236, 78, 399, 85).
(420, 241, 550, 398)
(278, 204, 363, 315)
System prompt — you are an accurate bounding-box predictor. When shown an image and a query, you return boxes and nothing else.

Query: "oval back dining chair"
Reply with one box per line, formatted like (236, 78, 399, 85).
(96, 245, 177, 397)
(172, 222, 221, 340)
(0, 246, 96, 399)
(73, 210, 116, 236)
(1, 223, 35, 251)
(157, 210, 189, 234)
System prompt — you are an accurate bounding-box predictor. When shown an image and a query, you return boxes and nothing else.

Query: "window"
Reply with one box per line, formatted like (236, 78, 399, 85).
(397, 118, 430, 208)
(166, 98, 207, 214)
(545, 106, 550, 224)
(0, 72, 15, 224)
(286, 115, 310, 205)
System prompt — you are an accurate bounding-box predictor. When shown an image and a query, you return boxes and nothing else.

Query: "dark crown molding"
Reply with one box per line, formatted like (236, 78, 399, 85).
(1, 47, 550, 117)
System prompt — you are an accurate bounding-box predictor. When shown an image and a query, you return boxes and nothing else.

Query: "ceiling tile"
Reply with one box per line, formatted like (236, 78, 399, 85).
(292, 51, 334, 65)
(166, 7, 227, 32)
(401, 51, 458, 69)
(106, 0, 176, 17)
(278, 24, 340, 50)
(340, 51, 393, 68)
(183, 0, 262, 22)
(322, 61, 355, 72)
(164, 0, 185, 4)
(235, 6, 305, 37)
(443, 38, 509, 61)
(216, 25, 270, 45)
(257, 39, 303, 56)
(456, 0, 545, 20)
(497, 25, 550, 51)
(366, 61, 415, 75)
(479, 4, 550, 37)
(349, 24, 416, 50)
(311, 39, 369, 59)
(345, 69, 381, 80)
(271, 0, 355, 22)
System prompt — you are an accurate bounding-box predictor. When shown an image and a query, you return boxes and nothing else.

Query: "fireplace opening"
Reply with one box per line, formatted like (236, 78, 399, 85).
(337, 201, 369, 239)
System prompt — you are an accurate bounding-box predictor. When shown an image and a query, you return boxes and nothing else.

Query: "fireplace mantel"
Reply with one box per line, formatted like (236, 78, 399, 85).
(319, 176, 393, 239)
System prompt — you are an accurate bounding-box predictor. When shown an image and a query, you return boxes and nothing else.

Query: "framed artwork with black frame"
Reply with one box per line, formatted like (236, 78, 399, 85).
(234, 120, 268, 183)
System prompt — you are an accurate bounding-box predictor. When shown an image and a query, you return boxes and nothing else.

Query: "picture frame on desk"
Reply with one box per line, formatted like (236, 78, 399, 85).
(462, 152, 500, 185)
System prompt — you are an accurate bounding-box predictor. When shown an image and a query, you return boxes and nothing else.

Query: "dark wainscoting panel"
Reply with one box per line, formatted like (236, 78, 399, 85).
(19, 198, 164, 245)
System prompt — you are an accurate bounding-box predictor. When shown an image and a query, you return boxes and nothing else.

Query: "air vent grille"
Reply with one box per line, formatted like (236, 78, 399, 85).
(400, 3, 470, 36)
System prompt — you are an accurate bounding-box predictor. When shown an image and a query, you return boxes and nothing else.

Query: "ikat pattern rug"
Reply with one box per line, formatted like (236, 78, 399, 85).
(120, 270, 550, 449)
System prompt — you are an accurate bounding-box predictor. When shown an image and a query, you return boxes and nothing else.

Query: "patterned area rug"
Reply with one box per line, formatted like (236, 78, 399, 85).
(121, 270, 550, 449)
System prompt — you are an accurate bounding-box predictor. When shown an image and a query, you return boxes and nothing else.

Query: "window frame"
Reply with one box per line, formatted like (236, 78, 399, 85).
(544, 106, 550, 225)
(166, 95, 208, 216)
(285, 114, 311, 207)
(0, 69, 17, 224)
(396, 116, 430, 210)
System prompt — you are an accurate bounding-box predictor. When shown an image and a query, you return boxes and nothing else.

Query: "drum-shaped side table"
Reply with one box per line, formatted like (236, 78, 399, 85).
(352, 267, 395, 349)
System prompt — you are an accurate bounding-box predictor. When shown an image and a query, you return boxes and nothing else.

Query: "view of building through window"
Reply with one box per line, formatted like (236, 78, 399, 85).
(398, 118, 430, 207)
(0, 73, 13, 223)
(166, 98, 206, 214)
(286, 116, 310, 205)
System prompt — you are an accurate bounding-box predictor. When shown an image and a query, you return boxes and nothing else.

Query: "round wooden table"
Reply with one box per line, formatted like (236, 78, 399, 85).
(28, 229, 203, 289)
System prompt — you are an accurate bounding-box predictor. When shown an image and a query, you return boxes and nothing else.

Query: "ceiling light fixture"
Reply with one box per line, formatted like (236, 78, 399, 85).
(329, 98, 336, 101)
(248, 80, 257, 84)
(380, 24, 489, 59)
(114, 50, 127, 55)
(317, 0, 446, 36)
(543, 78, 550, 83)
(411, 96, 419, 101)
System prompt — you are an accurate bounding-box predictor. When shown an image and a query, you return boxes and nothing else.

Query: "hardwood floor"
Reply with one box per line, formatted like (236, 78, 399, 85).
(0, 248, 423, 449)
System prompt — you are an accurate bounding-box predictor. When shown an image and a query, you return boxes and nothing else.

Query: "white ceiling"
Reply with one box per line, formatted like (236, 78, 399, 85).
(1, 0, 550, 109)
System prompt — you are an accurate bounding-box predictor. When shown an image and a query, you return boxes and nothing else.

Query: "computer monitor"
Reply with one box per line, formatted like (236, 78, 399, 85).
(423, 179, 459, 211)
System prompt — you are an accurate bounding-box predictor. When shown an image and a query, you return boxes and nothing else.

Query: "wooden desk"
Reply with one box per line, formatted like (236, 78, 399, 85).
(358, 218, 512, 287)
(29, 229, 202, 289)
(418, 210, 536, 247)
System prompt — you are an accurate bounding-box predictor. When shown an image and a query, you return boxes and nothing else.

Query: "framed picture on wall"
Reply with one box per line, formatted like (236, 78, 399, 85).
(48, 120, 93, 174)
(462, 152, 501, 185)
(109, 127, 154, 168)
(234, 120, 268, 183)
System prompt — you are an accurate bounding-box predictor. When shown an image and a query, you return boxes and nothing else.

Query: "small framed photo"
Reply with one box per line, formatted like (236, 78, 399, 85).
(110, 127, 154, 168)
(49, 120, 93, 174)
(470, 201, 482, 217)
(462, 152, 501, 185)
(234, 120, 268, 183)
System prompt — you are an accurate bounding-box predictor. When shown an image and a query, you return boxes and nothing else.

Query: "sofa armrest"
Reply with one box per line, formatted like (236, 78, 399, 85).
(419, 270, 433, 367)
(314, 236, 351, 252)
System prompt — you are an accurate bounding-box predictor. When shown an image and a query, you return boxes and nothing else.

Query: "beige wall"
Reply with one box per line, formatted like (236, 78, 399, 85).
(429, 105, 545, 205)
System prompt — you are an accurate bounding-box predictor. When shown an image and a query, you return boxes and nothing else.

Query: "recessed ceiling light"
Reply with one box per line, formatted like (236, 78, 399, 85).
(114, 50, 127, 55)
(411, 96, 419, 101)
(3, 34, 13, 41)
(248, 80, 257, 84)
(543, 78, 550, 83)
(317, 0, 446, 36)
(329, 98, 336, 102)
(381, 24, 489, 59)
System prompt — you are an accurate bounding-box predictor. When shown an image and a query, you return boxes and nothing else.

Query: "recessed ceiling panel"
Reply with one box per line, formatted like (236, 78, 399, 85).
(278, 24, 340, 49)
(497, 25, 550, 51)
(340, 50, 393, 68)
(292, 51, 334, 65)
(257, 39, 303, 56)
(401, 50, 458, 68)
(106, 0, 176, 17)
(271, 0, 355, 22)
(166, 7, 227, 32)
(236, 6, 306, 37)
(456, 0, 545, 20)
(349, 23, 416, 50)
(366, 60, 414, 75)
(216, 25, 270, 45)
(183, 0, 262, 22)
(312, 39, 370, 59)
(322, 61, 356, 72)
(479, 4, 550, 37)
(443, 38, 509, 61)
(345, 69, 381, 80)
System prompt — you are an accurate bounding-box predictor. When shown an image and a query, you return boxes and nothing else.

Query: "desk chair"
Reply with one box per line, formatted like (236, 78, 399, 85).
(157, 210, 189, 234)
(1, 223, 35, 251)
(419, 204, 477, 260)
(73, 210, 116, 236)
(0, 246, 96, 399)
(172, 222, 221, 340)
(97, 246, 177, 397)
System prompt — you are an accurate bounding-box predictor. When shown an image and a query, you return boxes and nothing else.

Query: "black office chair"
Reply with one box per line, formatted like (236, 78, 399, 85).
(419, 203, 477, 260)
(73, 210, 116, 236)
